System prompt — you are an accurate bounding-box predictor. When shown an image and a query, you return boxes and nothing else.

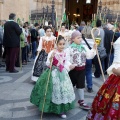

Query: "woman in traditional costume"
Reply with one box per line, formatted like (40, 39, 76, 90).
(31, 26, 56, 82)
(58, 23, 70, 48)
(86, 37, 120, 120)
(30, 35, 76, 118)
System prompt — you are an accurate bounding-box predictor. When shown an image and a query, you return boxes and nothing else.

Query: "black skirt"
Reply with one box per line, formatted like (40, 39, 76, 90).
(33, 50, 48, 77)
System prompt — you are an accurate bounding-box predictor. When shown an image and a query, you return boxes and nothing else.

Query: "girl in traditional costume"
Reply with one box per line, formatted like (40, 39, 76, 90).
(30, 35, 76, 119)
(31, 26, 56, 82)
(86, 37, 120, 120)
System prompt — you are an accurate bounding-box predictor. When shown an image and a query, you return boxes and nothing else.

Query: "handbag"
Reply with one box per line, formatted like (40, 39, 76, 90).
(95, 35, 107, 60)
(98, 47, 107, 60)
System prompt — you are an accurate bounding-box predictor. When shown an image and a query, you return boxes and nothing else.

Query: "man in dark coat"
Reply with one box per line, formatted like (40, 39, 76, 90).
(104, 24, 120, 72)
(104, 24, 114, 72)
(3, 13, 22, 73)
(30, 23, 39, 59)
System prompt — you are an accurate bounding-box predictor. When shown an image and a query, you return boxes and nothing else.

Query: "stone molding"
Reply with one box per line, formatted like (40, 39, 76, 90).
(0, 0, 4, 3)
(103, 1, 119, 5)
(34, 0, 63, 5)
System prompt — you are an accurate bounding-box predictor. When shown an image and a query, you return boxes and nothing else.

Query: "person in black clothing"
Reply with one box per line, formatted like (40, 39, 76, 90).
(3, 13, 22, 73)
(104, 24, 114, 72)
(104, 24, 120, 73)
(30, 23, 39, 59)
(0, 21, 5, 67)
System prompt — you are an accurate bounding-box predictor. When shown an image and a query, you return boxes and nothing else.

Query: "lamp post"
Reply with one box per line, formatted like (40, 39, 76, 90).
(51, 0, 55, 26)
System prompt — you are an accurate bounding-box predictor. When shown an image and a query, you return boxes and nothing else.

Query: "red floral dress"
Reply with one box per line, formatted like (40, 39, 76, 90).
(87, 74, 120, 120)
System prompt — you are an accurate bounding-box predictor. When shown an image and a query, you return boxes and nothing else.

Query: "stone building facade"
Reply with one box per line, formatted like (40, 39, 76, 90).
(0, 0, 64, 23)
(0, 0, 120, 22)
(102, 0, 120, 12)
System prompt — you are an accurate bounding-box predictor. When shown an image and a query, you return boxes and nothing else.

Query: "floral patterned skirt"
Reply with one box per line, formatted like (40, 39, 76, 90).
(87, 74, 120, 120)
(30, 67, 75, 114)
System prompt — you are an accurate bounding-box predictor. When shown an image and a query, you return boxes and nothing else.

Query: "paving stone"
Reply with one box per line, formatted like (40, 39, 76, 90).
(0, 61, 105, 120)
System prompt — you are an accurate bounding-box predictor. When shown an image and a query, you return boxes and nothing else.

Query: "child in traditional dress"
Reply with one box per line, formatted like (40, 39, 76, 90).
(30, 35, 76, 119)
(65, 31, 96, 110)
(86, 37, 120, 120)
(31, 26, 56, 82)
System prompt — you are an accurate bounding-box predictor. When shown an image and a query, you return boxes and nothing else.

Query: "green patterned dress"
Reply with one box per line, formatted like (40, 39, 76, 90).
(30, 50, 75, 114)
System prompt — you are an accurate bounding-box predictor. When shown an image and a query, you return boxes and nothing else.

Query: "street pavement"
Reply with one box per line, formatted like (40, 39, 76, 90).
(0, 60, 107, 120)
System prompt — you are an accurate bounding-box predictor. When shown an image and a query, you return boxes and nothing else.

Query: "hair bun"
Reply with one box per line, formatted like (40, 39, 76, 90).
(58, 35, 64, 40)
(56, 35, 65, 44)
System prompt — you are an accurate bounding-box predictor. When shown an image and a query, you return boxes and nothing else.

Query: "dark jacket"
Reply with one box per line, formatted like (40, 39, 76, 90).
(104, 29, 119, 54)
(3, 21, 22, 47)
(30, 28, 38, 42)
(0, 26, 3, 44)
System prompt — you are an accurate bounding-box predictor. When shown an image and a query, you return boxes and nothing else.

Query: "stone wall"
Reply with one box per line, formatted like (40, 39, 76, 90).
(102, 0, 120, 12)
(0, 0, 30, 22)
(1, 0, 119, 24)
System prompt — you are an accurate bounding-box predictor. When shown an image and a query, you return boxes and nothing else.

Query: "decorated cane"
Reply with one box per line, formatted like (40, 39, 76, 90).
(20, 40, 22, 71)
(91, 27, 105, 82)
(40, 52, 54, 120)
(19, 33, 22, 71)
(17, 18, 23, 71)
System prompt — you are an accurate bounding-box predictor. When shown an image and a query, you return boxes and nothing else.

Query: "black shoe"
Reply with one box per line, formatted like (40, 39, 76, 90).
(15, 65, 20, 67)
(87, 88, 93, 93)
(0, 64, 5, 67)
(104, 72, 107, 75)
(6, 69, 9, 71)
(95, 76, 100, 78)
(22, 61, 27, 65)
(9, 69, 19, 73)
(27, 60, 31, 62)
(2, 59, 6, 62)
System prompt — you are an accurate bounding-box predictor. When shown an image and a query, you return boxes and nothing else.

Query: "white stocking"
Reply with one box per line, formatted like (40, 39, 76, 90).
(77, 88, 84, 100)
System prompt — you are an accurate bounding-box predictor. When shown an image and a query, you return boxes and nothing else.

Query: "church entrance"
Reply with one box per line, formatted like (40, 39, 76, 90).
(65, 0, 98, 24)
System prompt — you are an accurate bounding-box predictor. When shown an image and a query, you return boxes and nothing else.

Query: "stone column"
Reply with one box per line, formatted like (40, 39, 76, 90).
(106, 0, 110, 9)
(0, 0, 4, 20)
(62, 0, 65, 14)
(119, 0, 120, 12)
(0, 3, 2, 20)
(102, 0, 106, 7)
(109, 0, 114, 10)
(114, 0, 119, 11)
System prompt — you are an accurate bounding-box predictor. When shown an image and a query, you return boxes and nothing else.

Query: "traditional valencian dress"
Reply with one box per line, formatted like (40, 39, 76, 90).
(31, 35, 56, 82)
(87, 38, 120, 120)
(30, 50, 75, 114)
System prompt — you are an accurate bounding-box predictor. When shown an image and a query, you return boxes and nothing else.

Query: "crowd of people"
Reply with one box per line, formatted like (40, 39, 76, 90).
(1, 13, 120, 119)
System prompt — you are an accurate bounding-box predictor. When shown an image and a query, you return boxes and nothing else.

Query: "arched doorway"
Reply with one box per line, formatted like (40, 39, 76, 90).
(65, 0, 98, 24)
